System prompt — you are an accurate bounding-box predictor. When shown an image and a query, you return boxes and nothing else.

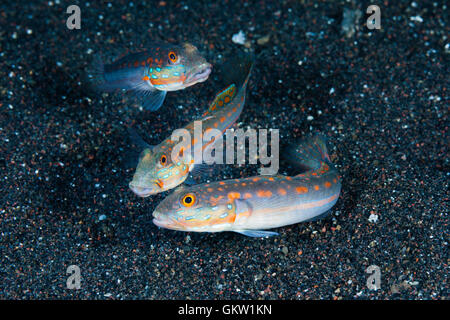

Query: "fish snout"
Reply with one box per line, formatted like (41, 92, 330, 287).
(129, 181, 156, 197)
(186, 63, 212, 85)
(152, 211, 176, 229)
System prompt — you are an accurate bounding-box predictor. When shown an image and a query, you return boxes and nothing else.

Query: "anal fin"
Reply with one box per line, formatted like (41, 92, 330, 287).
(234, 230, 279, 238)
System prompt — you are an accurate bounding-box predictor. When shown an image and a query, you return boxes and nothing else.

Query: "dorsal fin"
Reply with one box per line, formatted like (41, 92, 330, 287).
(284, 134, 332, 171)
(205, 84, 237, 114)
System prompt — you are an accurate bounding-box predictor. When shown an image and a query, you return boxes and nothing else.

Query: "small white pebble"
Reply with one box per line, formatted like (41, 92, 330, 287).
(232, 30, 246, 45)
(368, 213, 379, 223)
(410, 16, 423, 23)
(307, 115, 314, 121)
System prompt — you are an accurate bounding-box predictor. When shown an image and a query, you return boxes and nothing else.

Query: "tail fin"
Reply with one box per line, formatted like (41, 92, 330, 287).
(284, 134, 332, 171)
(218, 51, 254, 90)
(86, 54, 106, 91)
(205, 52, 253, 114)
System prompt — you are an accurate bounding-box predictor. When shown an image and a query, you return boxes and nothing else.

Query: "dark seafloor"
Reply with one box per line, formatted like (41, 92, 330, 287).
(0, 0, 448, 299)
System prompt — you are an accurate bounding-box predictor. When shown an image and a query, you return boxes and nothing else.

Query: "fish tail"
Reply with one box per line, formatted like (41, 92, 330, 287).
(204, 53, 253, 114)
(218, 51, 254, 90)
(285, 134, 332, 171)
(86, 54, 107, 91)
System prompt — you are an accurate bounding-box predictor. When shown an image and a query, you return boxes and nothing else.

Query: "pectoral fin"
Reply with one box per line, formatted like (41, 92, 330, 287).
(234, 198, 252, 219)
(234, 230, 279, 238)
(138, 89, 167, 111)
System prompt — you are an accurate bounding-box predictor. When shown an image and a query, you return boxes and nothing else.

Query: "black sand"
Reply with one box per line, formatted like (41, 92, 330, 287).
(0, 0, 448, 299)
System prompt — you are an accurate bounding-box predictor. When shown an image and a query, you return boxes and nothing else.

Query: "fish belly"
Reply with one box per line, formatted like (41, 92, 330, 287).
(235, 189, 340, 230)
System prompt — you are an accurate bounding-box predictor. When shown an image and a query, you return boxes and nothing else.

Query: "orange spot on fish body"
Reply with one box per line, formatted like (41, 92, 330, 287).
(232, 107, 237, 113)
(314, 185, 320, 191)
(227, 192, 241, 200)
(333, 178, 337, 183)
(207, 188, 213, 192)
(278, 188, 287, 196)
(210, 195, 223, 203)
(213, 122, 218, 128)
(257, 190, 272, 198)
(243, 192, 252, 199)
(224, 96, 230, 103)
(142, 76, 150, 81)
(324, 181, 332, 188)
(252, 177, 260, 182)
(219, 181, 225, 185)
(296, 186, 308, 194)
(220, 117, 226, 123)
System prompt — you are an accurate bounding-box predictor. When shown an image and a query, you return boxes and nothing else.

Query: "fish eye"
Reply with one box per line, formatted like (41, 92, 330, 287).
(168, 51, 178, 63)
(160, 154, 167, 166)
(181, 193, 196, 207)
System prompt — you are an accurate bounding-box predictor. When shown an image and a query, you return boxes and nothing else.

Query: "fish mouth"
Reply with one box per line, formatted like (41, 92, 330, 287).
(152, 211, 176, 229)
(185, 63, 212, 85)
(129, 181, 161, 197)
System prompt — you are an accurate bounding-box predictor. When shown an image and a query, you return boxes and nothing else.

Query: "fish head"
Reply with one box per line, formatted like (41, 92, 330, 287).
(152, 185, 236, 232)
(148, 43, 212, 92)
(129, 144, 190, 197)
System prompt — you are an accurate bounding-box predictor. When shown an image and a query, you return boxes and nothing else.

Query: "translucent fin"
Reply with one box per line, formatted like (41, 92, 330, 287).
(183, 176, 197, 186)
(234, 230, 279, 238)
(86, 54, 106, 90)
(202, 52, 254, 118)
(127, 127, 151, 150)
(235, 198, 252, 215)
(284, 134, 331, 171)
(124, 127, 154, 170)
(216, 51, 254, 90)
(134, 90, 167, 111)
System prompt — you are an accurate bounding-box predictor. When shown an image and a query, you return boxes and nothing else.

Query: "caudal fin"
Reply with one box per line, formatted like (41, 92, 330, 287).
(205, 52, 253, 114)
(86, 54, 106, 91)
(284, 134, 332, 171)
(218, 51, 254, 89)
